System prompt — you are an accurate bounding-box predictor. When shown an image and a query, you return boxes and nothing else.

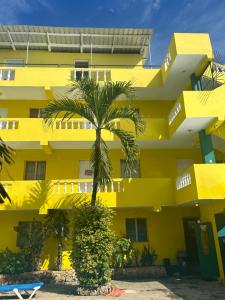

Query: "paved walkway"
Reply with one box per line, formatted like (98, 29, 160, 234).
(1, 277, 225, 299)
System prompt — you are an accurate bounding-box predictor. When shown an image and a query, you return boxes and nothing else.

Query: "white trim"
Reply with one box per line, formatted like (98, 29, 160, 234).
(7, 30, 16, 50)
(46, 32, 51, 52)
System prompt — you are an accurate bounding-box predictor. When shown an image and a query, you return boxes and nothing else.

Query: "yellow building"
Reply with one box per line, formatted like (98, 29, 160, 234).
(0, 25, 225, 279)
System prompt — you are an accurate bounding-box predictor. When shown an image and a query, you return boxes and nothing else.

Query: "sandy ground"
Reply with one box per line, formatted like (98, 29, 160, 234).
(1, 277, 225, 300)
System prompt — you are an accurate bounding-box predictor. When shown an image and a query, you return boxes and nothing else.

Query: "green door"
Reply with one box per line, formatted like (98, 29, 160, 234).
(194, 222, 219, 279)
(215, 213, 225, 275)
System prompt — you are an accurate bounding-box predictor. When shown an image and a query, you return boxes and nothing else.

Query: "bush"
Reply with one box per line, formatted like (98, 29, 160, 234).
(71, 203, 115, 288)
(112, 237, 135, 268)
(140, 245, 157, 266)
(0, 248, 33, 274)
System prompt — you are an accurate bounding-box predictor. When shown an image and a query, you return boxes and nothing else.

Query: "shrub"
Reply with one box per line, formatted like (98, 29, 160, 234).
(140, 245, 157, 266)
(0, 248, 32, 274)
(112, 237, 135, 268)
(71, 203, 115, 288)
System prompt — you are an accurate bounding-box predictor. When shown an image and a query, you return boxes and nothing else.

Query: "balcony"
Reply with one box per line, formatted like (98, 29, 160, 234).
(0, 64, 160, 87)
(168, 87, 225, 136)
(0, 117, 168, 148)
(176, 164, 225, 205)
(0, 177, 174, 213)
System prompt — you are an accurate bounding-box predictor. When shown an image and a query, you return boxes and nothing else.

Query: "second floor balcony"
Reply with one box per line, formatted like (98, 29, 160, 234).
(1, 177, 174, 213)
(1, 163, 224, 213)
(0, 117, 168, 148)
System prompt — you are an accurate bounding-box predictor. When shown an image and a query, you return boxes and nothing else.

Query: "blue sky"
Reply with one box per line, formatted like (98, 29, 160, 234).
(0, 0, 225, 65)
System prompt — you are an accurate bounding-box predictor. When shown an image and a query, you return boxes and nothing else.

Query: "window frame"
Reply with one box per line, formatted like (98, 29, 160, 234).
(24, 161, 46, 180)
(4, 58, 25, 67)
(125, 218, 148, 242)
(74, 60, 89, 68)
(29, 108, 43, 118)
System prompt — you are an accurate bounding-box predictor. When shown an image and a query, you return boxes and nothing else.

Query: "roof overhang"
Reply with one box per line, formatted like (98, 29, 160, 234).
(0, 25, 153, 59)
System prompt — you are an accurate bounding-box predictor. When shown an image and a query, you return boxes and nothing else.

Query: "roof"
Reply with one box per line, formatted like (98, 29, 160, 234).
(0, 25, 153, 59)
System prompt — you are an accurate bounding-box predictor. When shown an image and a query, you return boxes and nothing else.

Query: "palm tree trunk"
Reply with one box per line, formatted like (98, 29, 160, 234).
(91, 128, 101, 207)
(57, 238, 63, 271)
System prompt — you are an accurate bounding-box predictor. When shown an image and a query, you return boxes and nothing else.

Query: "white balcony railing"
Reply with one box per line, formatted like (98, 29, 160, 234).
(0, 120, 18, 129)
(71, 69, 111, 82)
(0, 69, 15, 80)
(176, 173, 192, 190)
(168, 102, 182, 125)
(52, 180, 121, 194)
(56, 119, 119, 130)
(56, 120, 95, 130)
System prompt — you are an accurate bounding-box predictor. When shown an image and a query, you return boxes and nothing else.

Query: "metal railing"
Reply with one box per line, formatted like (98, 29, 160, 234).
(0, 63, 160, 69)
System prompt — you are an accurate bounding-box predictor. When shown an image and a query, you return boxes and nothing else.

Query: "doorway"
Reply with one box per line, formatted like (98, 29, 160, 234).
(183, 218, 200, 272)
(194, 222, 219, 279)
(215, 213, 225, 276)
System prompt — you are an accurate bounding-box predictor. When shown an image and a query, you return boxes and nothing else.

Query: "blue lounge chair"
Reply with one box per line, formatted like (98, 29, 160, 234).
(0, 282, 44, 299)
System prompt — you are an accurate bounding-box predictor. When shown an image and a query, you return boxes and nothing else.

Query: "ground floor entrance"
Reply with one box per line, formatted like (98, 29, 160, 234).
(215, 213, 225, 276)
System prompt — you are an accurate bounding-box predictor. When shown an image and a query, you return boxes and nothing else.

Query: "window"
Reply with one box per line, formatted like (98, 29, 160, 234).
(74, 60, 89, 68)
(4, 59, 24, 66)
(120, 159, 140, 178)
(16, 221, 42, 248)
(29, 108, 43, 118)
(74, 60, 89, 81)
(126, 218, 148, 242)
(24, 161, 46, 180)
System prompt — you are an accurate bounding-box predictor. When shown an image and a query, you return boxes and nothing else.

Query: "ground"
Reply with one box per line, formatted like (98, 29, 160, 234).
(1, 277, 225, 300)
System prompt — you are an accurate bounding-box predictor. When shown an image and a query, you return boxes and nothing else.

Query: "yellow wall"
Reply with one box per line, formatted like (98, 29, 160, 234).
(0, 148, 202, 181)
(0, 206, 200, 270)
(0, 50, 144, 66)
(0, 100, 173, 118)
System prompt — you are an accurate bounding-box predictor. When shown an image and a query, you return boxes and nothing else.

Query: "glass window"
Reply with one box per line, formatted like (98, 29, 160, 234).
(25, 161, 46, 180)
(74, 60, 89, 68)
(16, 221, 42, 248)
(126, 218, 147, 242)
(4, 59, 24, 67)
(29, 108, 43, 118)
(120, 159, 141, 178)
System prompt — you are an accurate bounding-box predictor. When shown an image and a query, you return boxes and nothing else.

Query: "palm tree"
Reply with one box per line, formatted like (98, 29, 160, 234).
(0, 138, 14, 203)
(42, 80, 144, 207)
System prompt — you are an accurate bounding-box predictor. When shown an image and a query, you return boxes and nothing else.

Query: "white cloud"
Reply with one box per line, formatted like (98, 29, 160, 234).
(140, 0, 161, 23)
(0, 0, 52, 24)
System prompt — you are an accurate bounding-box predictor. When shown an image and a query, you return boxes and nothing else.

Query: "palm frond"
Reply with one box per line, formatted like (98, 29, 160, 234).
(91, 137, 112, 185)
(105, 126, 139, 176)
(103, 107, 145, 135)
(97, 82, 134, 125)
(41, 97, 96, 127)
(69, 80, 100, 120)
(0, 138, 14, 171)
